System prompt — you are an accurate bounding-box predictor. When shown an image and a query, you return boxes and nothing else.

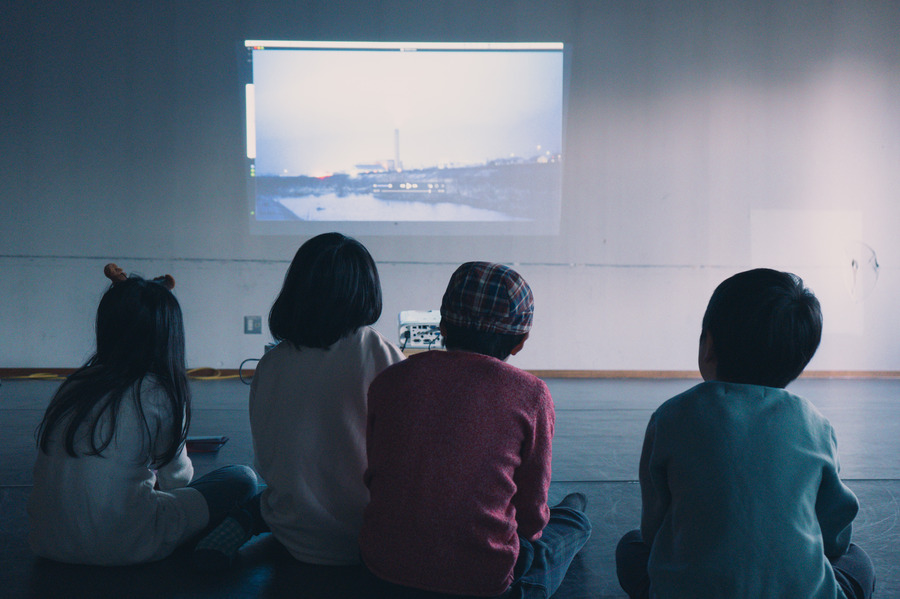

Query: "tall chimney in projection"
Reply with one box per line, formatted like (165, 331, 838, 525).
(394, 129, 401, 172)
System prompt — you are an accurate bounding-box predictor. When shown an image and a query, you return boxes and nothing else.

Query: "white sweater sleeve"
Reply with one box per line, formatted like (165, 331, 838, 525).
(142, 381, 194, 490)
(155, 443, 194, 490)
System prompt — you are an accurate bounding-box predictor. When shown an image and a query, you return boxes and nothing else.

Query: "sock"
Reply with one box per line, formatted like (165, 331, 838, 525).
(193, 515, 252, 571)
(555, 492, 587, 512)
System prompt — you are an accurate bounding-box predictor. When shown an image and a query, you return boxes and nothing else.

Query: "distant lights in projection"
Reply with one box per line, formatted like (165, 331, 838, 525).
(843, 241, 879, 302)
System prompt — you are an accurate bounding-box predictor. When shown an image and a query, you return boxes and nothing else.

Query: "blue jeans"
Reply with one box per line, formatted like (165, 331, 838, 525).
(365, 504, 592, 599)
(229, 489, 272, 535)
(188, 465, 259, 532)
(503, 504, 592, 598)
(615, 529, 876, 599)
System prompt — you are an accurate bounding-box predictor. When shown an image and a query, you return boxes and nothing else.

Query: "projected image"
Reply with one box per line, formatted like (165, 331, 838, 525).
(244, 41, 564, 235)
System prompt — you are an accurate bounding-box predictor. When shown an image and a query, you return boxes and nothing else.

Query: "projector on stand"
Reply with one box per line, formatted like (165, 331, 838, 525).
(398, 310, 443, 350)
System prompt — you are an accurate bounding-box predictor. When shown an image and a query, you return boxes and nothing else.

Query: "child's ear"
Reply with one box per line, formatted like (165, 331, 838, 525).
(698, 331, 717, 381)
(509, 332, 530, 356)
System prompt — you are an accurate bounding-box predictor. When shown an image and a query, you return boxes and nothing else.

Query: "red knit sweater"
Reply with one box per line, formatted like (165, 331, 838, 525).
(359, 350, 554, 597)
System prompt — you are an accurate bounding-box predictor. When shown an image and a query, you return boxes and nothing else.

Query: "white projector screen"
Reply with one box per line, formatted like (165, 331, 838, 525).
(242, 40, 566, 236)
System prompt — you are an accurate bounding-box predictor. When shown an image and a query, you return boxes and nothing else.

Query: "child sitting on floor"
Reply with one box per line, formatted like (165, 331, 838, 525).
(193, 232, 404, 569)
(359, 261, 592, 598)
(29, 267, 257, 565)
(616, 268, 876, 599)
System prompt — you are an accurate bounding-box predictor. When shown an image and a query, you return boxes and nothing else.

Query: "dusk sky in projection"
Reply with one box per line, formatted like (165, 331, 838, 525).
(252, 49, 563, 177)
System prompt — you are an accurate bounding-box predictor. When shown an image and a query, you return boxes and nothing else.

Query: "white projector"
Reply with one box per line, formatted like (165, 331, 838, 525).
(398, 310, 443, 350)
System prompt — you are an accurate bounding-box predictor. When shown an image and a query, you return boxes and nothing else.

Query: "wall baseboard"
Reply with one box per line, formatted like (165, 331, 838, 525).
(2, 368, 899, 380)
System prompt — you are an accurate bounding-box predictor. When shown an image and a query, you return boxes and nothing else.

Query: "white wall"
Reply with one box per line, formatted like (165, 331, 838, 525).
(2, 1, 899, 371)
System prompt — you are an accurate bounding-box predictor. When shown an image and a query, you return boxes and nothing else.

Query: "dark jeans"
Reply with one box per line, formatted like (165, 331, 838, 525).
(230, 489, 272, 535)
(188, 464, 259, 533)
(832, 544, 877, 599)
(615, 529, 876, 599)
(365, 504, 592, 599)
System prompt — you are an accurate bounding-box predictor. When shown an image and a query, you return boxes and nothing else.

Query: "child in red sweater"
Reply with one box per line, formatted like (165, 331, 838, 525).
(359, 262, 591, 598)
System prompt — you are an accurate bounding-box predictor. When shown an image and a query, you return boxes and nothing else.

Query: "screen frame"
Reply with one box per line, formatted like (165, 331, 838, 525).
(240, 40, 570, 237)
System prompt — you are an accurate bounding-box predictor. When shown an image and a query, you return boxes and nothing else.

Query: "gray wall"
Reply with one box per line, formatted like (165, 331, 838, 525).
(3, 1, 898, 371)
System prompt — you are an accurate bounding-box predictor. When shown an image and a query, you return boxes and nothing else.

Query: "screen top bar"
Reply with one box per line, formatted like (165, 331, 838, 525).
(244, 40, 563, 51)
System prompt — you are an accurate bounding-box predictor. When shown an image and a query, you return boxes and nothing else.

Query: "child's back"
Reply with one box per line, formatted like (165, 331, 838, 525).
(360, 348, 553, 595)
(251, 325, 402, 564)
(641, 381, 855, 597)
(617, 268, 875, 599)
(359, 262, 591, 598)
(29, 373, 206, 564)
(29, 269, 257, 566)
(193, 233, 404, 570)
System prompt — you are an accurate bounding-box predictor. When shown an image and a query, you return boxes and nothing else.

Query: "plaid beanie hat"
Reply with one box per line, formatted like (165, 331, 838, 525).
(440, 262, 534, 335)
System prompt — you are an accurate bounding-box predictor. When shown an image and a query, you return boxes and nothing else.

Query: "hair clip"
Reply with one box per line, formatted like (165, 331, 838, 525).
(104, 263, 175, 290)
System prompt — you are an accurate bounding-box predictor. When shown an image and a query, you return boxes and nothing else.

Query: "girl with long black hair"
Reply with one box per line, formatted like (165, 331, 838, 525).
(28, 267, 257, 565)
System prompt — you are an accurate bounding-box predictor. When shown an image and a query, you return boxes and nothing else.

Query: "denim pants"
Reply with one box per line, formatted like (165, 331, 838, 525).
(615, 529, 876, 599)
(365, 504, 592, 599)
(229, 489, 272, 536)
(503, 504, 593, 598)
(187, 464, 259, 533)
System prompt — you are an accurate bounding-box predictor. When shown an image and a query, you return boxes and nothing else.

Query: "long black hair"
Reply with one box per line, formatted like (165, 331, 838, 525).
(269, 232, 383, 349)
(36, 276, 191, 467)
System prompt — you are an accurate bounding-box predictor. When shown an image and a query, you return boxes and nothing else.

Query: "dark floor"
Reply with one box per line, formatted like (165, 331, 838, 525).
(1, 377, 898, 598)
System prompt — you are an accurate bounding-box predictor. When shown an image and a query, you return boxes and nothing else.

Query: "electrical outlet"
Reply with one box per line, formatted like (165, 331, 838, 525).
(244, 315, 262, 334)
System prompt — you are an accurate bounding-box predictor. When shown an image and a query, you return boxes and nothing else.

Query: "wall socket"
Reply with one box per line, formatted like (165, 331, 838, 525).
(244, 315, 262, 334)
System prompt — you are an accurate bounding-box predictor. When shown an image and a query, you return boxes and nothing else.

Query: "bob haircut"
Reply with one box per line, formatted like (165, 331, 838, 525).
(701, 268, 823, 388)
(269, 232, 383, 349)
(37, 276, 190, 467)
(441, 321, 527, 362)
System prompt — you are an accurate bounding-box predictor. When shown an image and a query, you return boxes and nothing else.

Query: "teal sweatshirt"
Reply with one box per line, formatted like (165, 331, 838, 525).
(640, 381, 857, 599)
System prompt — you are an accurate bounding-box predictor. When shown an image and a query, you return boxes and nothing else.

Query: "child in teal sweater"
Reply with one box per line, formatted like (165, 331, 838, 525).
(616, 268, 875, 599)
